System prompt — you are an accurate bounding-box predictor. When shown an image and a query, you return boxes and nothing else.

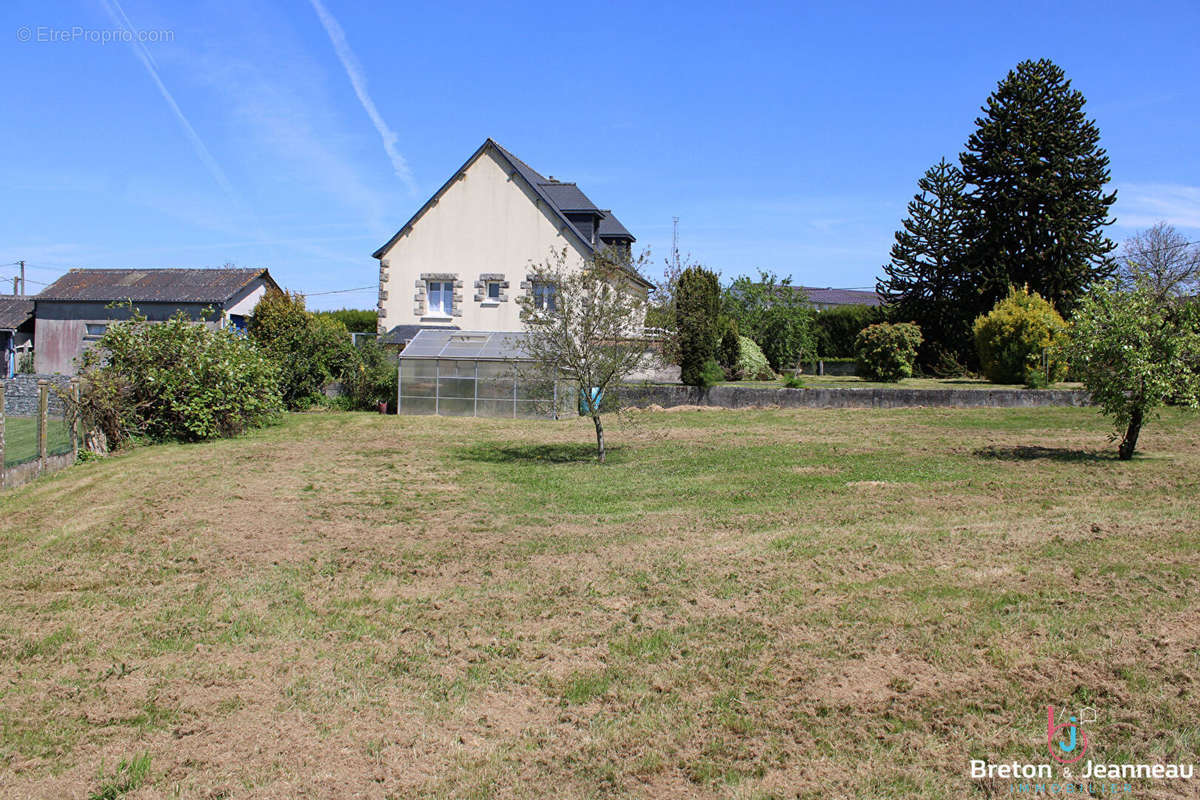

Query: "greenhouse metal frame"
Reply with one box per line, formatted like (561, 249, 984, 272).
(397, 329, 564, 418)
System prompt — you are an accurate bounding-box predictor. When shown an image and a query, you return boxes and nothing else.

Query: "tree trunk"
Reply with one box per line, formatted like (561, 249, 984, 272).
(592, 413, 606, 463)
(1118, 406, 1143, 460)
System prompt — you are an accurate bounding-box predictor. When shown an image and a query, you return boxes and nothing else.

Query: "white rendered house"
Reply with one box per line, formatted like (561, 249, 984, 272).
(373, 139, 651, 345)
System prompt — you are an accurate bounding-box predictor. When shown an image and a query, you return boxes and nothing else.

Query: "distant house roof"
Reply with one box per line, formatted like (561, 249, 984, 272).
(36, 268, 278, 304)
(800, 286, 883, 307)
(373, 139, 650, 288)
(0, 295, 34, 331)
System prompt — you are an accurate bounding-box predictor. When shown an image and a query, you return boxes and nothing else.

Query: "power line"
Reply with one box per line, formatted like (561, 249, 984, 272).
(301, 285, 376, 296)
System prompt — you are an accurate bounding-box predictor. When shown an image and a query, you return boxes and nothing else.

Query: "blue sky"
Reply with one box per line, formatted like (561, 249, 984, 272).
(2, 0, 1198, 309)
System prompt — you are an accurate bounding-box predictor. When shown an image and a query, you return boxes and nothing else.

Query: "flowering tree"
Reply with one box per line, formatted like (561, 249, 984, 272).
(518, 247, 655, 463)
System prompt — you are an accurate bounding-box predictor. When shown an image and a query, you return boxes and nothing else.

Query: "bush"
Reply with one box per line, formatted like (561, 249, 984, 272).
(697, 357, 725, 388)
(675, 266, 722, 387)
(250, 290, 357, 409)
(736, 336, 775, 381)
(71, 309, 282, 447)
(813, 305, 887, 358)
(855, 322, 923, 382)
(718, 317, 740, 378)
(315, 308, 378, 333)
(723, 273, 816, 373)
(781, 373, 804, 389)
(342, 339, 398, 410)
(973, 285, 1069, 386)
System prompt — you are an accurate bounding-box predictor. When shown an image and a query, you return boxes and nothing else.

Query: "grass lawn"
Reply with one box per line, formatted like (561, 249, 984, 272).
(3, 416, 72, 467)
(1, 407, 1198, 798)
(724, 375, 1085, 391)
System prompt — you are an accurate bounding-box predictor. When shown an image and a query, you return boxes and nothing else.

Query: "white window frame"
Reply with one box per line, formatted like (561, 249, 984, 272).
(427, 280, 453, 317)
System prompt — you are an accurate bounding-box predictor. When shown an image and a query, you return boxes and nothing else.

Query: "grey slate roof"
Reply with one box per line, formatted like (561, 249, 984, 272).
(373, 139, 647, 287)
(0, 295, 34, 330)
(400, 329, 532, 361)
(800, 287, 883, 307)
(381, 323, 459, 346)
(597, 210, 633, 240)
(537, 182, 597, 212)
(37, 268, 276, 304)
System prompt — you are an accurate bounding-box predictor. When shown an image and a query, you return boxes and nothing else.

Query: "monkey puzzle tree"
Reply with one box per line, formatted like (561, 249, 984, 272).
(961, 59, 1118, 317)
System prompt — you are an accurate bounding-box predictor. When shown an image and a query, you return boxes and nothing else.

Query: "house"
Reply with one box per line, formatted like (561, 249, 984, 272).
(373, 138, 652, 346)
(34, 268, 279, 375)
(0, 295, 35, 377)
(801, 286, 883, 311)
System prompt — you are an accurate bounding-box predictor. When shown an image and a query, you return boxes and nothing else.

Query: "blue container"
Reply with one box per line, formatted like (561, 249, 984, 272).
(578, 387, 603, 415)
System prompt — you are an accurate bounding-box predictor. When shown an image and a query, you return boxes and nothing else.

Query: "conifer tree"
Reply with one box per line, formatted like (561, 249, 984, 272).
(960, 58, 1117, 315)
(877, 159, 972, 370)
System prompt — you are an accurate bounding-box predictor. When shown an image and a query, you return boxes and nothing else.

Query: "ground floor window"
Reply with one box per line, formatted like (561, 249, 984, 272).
(532, 281, 556, 312)
(427, 281, 453, 316)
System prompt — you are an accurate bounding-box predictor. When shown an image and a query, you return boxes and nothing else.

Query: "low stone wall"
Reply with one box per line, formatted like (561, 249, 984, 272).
(618, 384, 1091, 410)
(2, 375, 70, 416)
(2, 452, 74, 490)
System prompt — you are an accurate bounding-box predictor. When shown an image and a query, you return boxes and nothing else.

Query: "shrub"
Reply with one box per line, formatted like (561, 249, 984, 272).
(342, 339, 398, 410)
(781, 373, 805, 389)
(315, 308, 377, 333)
(973, 285, 1070, 386)
(855, 322, 923, 382)
(250, 290, 357, 409)
(697, 357, 725, 388)
(723, 272, 816, 372)
(71, 309, 282, 447)
(675, 266, 722, 386)
(736, 336, 775, 381)
(718, 317, 740, 379)
(813, 305, 887, 358)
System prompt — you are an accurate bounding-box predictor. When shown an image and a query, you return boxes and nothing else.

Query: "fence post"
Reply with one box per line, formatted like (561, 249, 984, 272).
(0, 382, 6, 488)
(70, 378, 80, 459)
(37, 379, 48, 472)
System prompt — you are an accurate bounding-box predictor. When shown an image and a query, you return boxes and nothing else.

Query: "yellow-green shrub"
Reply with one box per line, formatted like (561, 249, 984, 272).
(973, 286, 1069, 386)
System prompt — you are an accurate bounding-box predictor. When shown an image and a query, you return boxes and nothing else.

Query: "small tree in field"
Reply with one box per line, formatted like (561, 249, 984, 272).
(1068, 282, 1200, 460)
(519, 248, 655, 463)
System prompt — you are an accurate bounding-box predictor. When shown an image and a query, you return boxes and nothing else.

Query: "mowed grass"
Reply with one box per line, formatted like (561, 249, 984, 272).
(3, 415, 72, 467)
(727, 374, 1085, 391)
(1, 406, 1199, 798)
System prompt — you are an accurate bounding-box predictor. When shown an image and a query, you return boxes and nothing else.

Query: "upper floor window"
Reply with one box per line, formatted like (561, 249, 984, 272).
(486, 281, 501, 301)
(427, 281, 453, 316)
(532, 281, 557, 312)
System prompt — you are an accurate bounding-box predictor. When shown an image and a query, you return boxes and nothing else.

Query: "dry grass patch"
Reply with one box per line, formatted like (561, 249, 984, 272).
(1, 407, 1198, 798)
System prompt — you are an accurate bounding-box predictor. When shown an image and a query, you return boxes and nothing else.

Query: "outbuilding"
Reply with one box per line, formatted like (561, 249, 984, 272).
(33, 268, 279, 375)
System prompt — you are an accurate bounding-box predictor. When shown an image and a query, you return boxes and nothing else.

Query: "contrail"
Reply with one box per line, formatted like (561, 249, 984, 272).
(100, 0, 240, 204)
(308, 0, 417, 194)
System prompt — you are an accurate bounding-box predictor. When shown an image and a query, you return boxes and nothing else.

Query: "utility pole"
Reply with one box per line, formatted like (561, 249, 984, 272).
(18, 260, 25, 296)
(671, 217, 680, 273)
(11, 277, 17, 295)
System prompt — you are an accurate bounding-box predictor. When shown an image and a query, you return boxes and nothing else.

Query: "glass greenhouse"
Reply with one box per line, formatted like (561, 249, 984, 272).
(397, 330, 564, 418)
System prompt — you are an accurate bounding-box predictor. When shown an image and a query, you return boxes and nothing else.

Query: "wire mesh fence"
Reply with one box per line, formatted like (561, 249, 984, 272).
(1, 377, 76, 476)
